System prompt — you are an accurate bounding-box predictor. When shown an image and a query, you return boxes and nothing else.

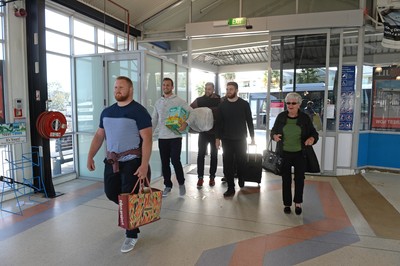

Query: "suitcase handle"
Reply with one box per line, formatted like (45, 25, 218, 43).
(247, 144, 259, 162)
(247, 144, 257, 153)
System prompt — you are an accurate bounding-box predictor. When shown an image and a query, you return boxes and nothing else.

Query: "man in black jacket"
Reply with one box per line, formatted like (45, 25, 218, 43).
(190, 82, 221, 188)
(215, 81, 255, 197)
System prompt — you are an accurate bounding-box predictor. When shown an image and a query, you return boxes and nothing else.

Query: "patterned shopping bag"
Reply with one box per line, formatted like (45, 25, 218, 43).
(118, 178, 162, 230)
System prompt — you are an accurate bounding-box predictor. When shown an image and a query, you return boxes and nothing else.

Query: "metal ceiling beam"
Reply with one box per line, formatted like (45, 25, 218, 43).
(50, 0, 141, 37)
(135, 0, 186, 28)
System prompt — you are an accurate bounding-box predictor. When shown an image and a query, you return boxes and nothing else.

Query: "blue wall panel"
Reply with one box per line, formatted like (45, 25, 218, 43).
(358, 132, 400, 169)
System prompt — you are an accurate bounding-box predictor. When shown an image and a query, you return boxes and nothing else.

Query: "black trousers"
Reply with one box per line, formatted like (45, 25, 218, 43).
(104, 158, 141, 238)
(158, 138, 185, 188)
(221, 138, 247, 190)
(281, 151, 306, 206)
(197, 132, 218, 178)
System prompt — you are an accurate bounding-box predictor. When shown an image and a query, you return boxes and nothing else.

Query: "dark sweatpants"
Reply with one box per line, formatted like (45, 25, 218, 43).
(221, 138, 247, 190)
(197, 132, 218, 178)
(158, 138, 185, 188)
(104, 158, 141, 238)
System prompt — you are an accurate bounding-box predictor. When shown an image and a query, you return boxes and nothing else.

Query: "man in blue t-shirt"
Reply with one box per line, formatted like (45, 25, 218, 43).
(87, 76, 152, 253)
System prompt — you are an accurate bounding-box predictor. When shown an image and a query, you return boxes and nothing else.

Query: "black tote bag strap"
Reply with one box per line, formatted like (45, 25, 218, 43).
(268, 139, 273, 152)
(268, 138, 279, 153)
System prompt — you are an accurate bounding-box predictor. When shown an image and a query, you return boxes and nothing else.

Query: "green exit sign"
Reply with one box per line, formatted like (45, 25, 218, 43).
(228, 17, 247, 26)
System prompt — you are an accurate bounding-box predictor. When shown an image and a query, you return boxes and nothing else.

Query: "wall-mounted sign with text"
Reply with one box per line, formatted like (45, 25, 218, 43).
(372, 66, 400, 130)
(377, 1, 400, 49)
(339, 66, 355, 131)
(0, 122, 27, 144)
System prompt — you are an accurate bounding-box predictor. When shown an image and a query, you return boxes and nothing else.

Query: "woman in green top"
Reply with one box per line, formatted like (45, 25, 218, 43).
(271, 92, 319, 215)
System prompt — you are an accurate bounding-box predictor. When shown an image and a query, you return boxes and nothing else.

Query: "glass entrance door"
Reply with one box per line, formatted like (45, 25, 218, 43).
(105, 53, 140, 105)
(75, 55, 105, 179)
(267, 30, 345, 174)
(75, 53, 140, 179)
(74, 51, 190, 180)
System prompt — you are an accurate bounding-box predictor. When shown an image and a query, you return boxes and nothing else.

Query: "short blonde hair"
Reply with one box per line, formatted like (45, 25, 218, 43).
(285, 92, 302, 104)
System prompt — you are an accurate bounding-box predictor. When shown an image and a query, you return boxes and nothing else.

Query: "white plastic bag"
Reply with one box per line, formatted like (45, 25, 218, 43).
(189, 107, 213, 133)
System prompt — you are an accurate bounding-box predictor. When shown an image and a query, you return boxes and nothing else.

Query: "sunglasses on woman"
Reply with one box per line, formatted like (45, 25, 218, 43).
(286, 102, 298, 105)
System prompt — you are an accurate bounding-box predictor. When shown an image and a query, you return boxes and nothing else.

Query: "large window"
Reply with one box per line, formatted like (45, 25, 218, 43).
(371, 66, 400, 132)
(45, 4, 133, 178)
(219, 66, 373, 132)
(0, 7, 7, 182)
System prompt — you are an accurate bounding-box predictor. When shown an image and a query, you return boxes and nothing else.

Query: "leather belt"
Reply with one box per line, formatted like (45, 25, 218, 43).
(106, 148, 141, 173)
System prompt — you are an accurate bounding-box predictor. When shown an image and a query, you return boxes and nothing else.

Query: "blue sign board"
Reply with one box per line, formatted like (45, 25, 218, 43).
(339, 66, 355, 131)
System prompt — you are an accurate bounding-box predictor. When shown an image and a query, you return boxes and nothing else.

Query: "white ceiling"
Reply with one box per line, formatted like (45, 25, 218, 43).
(74, 0, 396, 69)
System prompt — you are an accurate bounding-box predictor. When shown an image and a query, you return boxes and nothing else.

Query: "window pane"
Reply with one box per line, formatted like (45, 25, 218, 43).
(46, 53, 74, 176)
(145, 55, 162, 179)
(74, 20, 94, 42)
(0, 43, 3, 60)
(360, 66, 372, 131)
(108, 59, 139, 105)
(0, 18, 3, 39)
(46, 31, 70, 55)
(117, 36, 128, 51)
(177, 66, 187, 100)
(74, 39, 95, 55)
(98, 46, 115, 54)
(371, 67, 400, 132)
(75, 56, 104, 133)
(46, 54, 72, 127)
(45, 9, 70, 34)
(97, 29, 115, 48)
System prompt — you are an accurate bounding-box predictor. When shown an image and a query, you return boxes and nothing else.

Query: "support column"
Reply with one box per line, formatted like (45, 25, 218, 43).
(25, 0, 56, 197)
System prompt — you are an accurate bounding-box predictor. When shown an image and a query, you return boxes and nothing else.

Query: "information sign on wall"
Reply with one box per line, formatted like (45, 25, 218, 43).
(0, 122, 27, 144)
(372, 66, 400, 130)
(339, 66, 355, 131)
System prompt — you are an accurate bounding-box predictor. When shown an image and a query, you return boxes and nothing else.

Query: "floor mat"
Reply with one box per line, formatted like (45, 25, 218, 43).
(187, 166, 224, 177)
(337, 174, 400, 240)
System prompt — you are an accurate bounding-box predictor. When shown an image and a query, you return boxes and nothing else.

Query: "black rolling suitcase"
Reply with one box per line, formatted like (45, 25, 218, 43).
(239, 145, 262, 187)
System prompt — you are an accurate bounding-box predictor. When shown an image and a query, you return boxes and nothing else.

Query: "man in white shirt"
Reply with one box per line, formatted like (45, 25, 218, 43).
(152, 77, 194, 197)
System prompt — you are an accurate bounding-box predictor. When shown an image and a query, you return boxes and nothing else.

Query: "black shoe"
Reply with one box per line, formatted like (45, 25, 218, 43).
(223, 189, 235, 197)
(295, 206, 302, 215)
(221, 177, 227, 182)
(238, 178, 244, 188)
(284, 206, 291, 214)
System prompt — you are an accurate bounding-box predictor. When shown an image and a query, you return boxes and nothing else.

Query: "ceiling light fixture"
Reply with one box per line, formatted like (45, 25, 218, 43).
(375, 66, 383, 73)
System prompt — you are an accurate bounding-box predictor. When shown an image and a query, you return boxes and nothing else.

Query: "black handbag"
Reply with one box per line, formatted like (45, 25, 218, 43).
(262, 140, 283, 175)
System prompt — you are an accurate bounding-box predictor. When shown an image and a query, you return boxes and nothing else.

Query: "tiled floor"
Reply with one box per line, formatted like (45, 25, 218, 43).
(1, 167, 400, 265)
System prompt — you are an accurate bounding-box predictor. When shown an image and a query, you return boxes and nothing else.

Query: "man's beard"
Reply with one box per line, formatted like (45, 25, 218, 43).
(115, 94, 129, 102)
(163, 89, 172, 96)
(227, 92, 237, 99)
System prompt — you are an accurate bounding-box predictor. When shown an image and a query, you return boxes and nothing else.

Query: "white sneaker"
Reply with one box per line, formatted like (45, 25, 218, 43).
(162, 187, 172, 197)
(179, 184, 186, 197)
(120, 237, 138, 253)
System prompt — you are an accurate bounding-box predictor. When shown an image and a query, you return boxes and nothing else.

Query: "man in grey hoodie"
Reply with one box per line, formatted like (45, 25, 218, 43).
(152, 77, 194, 197)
